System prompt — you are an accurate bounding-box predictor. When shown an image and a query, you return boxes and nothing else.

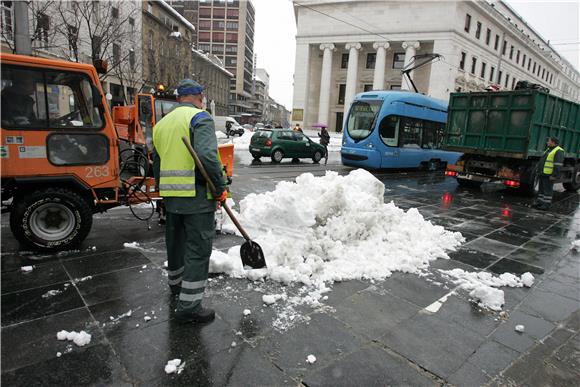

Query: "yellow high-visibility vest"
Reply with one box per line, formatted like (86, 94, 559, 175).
(543, 146, 564, 175)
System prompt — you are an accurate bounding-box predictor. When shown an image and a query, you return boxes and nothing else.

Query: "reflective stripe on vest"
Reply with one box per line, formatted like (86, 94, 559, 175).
(543, 146, 564, 175)
(153, 105, 203, 197)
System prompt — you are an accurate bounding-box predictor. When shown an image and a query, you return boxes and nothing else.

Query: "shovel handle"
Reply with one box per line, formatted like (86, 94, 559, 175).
(181, 136, 252, 242)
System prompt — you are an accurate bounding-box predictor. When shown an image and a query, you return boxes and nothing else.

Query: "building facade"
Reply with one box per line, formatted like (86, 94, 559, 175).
(1, 0, 143, 106)
(191, 49, 233, 115)
(292, 0, 580, 132)
(173, 0, 255, 118)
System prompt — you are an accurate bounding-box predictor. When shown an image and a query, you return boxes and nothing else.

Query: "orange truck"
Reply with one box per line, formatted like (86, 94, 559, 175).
(1, 53, 233, 251)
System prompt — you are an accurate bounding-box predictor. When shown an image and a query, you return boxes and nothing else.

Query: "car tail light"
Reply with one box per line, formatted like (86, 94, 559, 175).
(504, 180, 520, 187)
(265, 139, 272, 147)
(445, 170, 457, 177)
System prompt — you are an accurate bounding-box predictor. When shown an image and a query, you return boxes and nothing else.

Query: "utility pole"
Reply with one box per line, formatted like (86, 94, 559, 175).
(13, 1, 31, 55)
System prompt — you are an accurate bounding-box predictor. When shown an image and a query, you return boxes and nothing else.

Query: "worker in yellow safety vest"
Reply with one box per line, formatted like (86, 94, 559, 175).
(534, 137, 565, 210)
(152, 79, 227, 323)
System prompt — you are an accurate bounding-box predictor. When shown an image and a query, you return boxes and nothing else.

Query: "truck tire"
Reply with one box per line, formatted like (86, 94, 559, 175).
(519, 166, 539, 196)
(563, 164, 580, 192)
(456, 178, 482, 189)
(10, 188, 93, 251)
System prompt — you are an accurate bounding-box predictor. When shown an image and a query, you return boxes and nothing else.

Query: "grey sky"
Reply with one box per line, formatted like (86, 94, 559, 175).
(253, 0, 579, 110)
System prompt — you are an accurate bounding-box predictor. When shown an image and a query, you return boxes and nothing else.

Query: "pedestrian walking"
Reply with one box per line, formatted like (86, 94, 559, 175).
(534, 136, 564, 210)
(318, 126, 330, 165)
(153, 79, 228, 323)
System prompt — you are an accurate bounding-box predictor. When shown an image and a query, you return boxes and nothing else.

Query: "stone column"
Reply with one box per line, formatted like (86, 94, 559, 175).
(317, 43, 335, 126)
(401, 41, 420, 90)
(343, 42, 362, 120)
(372, 42, 390, 90)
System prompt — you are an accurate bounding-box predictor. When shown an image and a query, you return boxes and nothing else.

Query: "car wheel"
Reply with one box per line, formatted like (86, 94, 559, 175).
(312, 150, 323, 163)
(271, 149, 284, 163)
(10, 188, 93, 251)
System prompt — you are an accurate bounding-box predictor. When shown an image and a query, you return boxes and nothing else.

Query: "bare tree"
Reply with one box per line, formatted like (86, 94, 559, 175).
(1, 1, 56, 53)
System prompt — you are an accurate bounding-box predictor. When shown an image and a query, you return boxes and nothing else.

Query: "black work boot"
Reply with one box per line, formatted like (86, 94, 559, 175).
(175, 306, 215, 324)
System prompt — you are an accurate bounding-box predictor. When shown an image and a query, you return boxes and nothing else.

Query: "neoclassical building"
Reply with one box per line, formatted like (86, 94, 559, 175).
(291, 0, 580, 132)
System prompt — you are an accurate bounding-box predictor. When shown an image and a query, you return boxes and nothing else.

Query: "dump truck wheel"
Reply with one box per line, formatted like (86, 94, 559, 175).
(10, 188, 93, 251)
(519, 167, 539, 196)
(563, 165, 580, 192)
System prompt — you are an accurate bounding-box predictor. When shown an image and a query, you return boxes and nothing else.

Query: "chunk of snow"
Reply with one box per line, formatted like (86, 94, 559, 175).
(42, 289, 63, 299)
(164, 359, 183, 374)
(571, 240, 580, 251)
(469, 285, 505, 311)
(21, 266, 33, 273)
(262, 294, 282, 305)
(142, 265, 147, 269)
(56, 352, 62, 357)
(123, 242, 140, 249)
(163, 261, 168, 268)
(521, 272, 534, 287)
(515, 324, 525, 333)
(144, 316, 152, 322)
(243, 309, 251, 316)
(231, 341, 237, 347)
(306, 354, 317, 364)
(56, 330, 91, 346)
(56, 330, 68, 340)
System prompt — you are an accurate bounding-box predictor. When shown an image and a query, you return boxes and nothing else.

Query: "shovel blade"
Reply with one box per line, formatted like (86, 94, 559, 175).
(240, 240, 266, 269)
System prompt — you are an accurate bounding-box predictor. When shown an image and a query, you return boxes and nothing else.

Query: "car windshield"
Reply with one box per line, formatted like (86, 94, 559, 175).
(346, 100, 383, 141)
(255, 130, 272, 138)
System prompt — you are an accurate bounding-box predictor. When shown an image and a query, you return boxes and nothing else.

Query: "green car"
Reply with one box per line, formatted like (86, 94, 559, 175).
(249, 129, 326, 163)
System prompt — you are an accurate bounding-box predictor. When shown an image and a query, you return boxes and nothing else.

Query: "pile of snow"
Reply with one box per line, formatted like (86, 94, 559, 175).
(42, 289, 63, 299)
(56, 330, 91, 347)
(21, 266, 33, 273)
(123, 242, 140, 249)
(164, 359, 185, 374)
(571, 240, 580, 251)
(215, 130, 228, 139)
(306, 354, 317, 364)
(440, 269, 535, 311)
(242, 309, 251, 316)
(230, 130, 254, 150)
(515, 324, 525, 333)
(210, 170, 463, 293)
(262, 294, 284, 305)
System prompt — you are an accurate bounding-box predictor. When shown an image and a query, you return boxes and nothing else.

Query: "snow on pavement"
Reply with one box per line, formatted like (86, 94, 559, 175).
(56, 330, 92, 347)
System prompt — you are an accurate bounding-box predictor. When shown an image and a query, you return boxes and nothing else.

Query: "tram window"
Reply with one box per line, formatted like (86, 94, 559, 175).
(400, 117, 422, 148)
(378, 115, 399, 146)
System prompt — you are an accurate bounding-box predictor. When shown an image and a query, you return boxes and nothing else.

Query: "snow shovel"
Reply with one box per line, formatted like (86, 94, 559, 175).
(181, 137, 267, 269)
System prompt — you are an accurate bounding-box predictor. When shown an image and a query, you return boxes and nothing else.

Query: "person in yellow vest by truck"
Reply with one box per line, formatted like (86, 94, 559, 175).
(534, 136, 565, 211)
(153, 79, 227, 323)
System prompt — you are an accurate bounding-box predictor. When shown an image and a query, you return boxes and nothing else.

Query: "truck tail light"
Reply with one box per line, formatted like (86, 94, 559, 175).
(265, 139, 272, 147)
(445, 170, 457, 177)
(504, 180, 520, 187)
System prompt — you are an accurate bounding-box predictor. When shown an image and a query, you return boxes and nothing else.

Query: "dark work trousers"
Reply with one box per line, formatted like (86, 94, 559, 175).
(165, 211, 214, 314)
(537, 175, 554, 207)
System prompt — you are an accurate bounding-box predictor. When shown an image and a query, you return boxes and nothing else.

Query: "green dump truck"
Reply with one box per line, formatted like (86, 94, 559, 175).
(442, 90, 579, 194)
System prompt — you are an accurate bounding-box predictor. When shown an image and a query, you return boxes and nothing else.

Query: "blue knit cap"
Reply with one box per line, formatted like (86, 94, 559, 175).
(177, 79, 204, 96)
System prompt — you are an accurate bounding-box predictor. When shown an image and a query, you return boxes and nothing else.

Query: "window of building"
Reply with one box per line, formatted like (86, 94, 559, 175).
(489, 66, 495, 82)
(504, 74, 509, 88)
(113, 43, 120, 65)
(338, 84, 346, 104)
(199, 31, 210, 42)
(226, 33, 237, 43)
(227, 9, 239, 18)
(533, 62, 536, 73)
(225, 45, 237, 53)
(212, 32, 224, 41)
(485, 28, 491, 45)
(129, 50, 135, 70)
(148, 30, 153, 50)
(459, 52, 466, 70)
(480, 62, 486, 79)
(511, 78, 516, 90)
(1, 1, 13, 40)
(494, 34, 499, 50)
(67, 25, 78, 56)
(464, 14, 471, 32)
(129, 17, 135, 31)
(212, 45, 224, 54)
(522, 54, 526, 68)
(542, 68, 545, 79)
(341, 53, 349, 69)
(502, 40, 507, 55)
(549, 73, 553, 84)
(509, 45, 514, 60)
(363, 84, 373, 92)
(366, 53, 376, 69)
(199, 20, 211, 29)
(36, 12, 50, 47)
(516, 50, 520, 64)
(226, 21, 238, 30)
(528, 58, 531, 71)
(470, 57, 477, 75)
(213, 8, 225, 18)
(537, 64, 541, 76)
(198, 44, 210, 51)
(475, 21, 481, 39)
(199, 7, 211, 17)
(111, 6, 119, 18)
(393, 53, 405, 69)
(498, 70, 502, 84)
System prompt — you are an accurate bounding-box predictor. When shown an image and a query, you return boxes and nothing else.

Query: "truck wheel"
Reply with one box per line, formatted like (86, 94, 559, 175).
(519, 167, 539, 196)
(271, 149, 284, 163)
(456, 178, 482, 189)
(563, 165, 580, 191)
(10, 188, 93, 251)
